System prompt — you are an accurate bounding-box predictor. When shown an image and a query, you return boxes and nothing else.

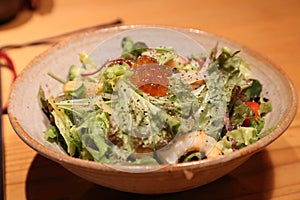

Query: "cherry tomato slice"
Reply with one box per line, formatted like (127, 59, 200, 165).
(247, 101, 260, 116)
(243, 101, 260, 126)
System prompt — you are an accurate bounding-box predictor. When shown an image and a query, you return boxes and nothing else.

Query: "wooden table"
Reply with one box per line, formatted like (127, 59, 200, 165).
(1, 0, 300, 199)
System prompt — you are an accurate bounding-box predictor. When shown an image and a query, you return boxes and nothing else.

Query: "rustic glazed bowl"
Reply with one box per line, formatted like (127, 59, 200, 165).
(8, 25, 297, 194)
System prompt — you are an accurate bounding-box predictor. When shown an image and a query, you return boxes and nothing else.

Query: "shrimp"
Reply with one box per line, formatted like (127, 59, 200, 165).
(155, 131, 222, 164)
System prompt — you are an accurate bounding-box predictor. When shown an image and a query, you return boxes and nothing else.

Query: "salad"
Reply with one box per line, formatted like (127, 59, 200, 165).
(39, 37, 272, 165)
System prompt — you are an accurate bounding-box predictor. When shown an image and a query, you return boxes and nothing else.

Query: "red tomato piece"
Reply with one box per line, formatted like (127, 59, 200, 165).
(243, 101, 260, 126)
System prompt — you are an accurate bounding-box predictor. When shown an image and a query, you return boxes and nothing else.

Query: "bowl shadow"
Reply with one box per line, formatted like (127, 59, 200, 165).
(25, 150, 274, 200)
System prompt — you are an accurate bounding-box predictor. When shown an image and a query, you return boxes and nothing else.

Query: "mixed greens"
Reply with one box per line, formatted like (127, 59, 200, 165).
(39, 37, 272, 165)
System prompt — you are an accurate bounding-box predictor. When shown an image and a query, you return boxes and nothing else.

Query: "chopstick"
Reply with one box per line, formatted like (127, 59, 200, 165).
(0, 18, 122, 50)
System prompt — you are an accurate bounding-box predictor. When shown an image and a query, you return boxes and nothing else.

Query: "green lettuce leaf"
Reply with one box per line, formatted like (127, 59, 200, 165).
(76, 110, 111, 162)
(153, 47, 178, 65)
(48, 97, 78, 156)
(121, 37, 148, 61)
(102, 62, 130, 94)
(111, 76, 169, 150)
(217, 127, 258, 154)
(245, 79, 262, 99)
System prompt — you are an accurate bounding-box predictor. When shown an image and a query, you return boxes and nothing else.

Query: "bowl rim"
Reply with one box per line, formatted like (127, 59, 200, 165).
(7, 24, 298, 173)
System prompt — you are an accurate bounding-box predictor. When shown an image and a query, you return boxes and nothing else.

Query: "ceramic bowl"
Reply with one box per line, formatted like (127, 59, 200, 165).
(8, 25, 297, 194)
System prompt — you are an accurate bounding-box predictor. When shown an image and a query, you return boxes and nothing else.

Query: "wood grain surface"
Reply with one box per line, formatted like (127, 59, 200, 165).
(1, 0, 300, 199)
